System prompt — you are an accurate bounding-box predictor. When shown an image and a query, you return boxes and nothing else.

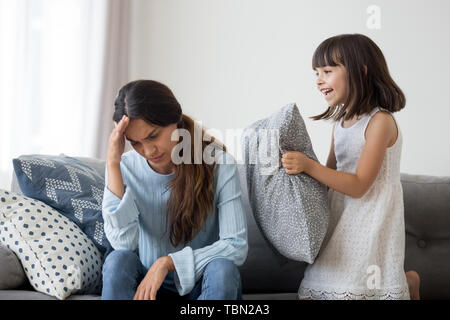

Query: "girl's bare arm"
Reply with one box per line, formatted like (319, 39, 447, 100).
(282, 112, 397, 198)
(304, 112, 397, 198)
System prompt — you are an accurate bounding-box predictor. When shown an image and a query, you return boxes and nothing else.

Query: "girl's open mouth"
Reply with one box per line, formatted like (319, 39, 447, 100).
(322, 88, 334, 96)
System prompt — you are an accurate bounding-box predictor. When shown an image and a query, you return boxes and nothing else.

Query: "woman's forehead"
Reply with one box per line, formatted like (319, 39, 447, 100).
(125, 118, 159, 141)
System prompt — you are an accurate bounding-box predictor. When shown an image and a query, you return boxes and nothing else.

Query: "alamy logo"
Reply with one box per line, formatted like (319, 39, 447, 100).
(367, 5, 381, 30)
(366, 265, 381, 289)
(170, 120, 280, 175)
(66, 264, 82, 290)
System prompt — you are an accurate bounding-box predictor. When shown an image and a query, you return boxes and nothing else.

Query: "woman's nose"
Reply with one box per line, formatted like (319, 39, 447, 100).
(144, 144, 157, 158)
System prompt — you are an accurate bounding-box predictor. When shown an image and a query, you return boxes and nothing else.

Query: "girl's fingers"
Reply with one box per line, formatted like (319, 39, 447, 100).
(283, 163, 292, 169)
(282, 160, 295, 166)
(285, 169, 296, 175)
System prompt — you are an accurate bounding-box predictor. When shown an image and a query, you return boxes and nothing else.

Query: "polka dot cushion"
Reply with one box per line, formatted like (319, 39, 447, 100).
(0, 189, 102, 300)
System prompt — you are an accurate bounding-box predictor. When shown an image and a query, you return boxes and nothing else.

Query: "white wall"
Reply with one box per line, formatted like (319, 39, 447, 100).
(129, 0, 450, 176)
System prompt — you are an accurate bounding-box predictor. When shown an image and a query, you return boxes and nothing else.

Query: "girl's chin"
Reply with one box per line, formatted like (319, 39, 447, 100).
(327, 100, 344, 108)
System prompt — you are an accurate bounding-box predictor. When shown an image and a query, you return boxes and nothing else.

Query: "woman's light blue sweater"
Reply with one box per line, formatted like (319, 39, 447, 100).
(102, 149, 248, 296)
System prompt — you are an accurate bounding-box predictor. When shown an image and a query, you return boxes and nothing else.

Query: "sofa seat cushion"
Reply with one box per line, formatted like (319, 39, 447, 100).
(0, 290, 101, 300)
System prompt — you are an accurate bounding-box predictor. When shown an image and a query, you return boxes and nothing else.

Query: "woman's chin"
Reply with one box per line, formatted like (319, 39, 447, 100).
(147, 158, 174, 174)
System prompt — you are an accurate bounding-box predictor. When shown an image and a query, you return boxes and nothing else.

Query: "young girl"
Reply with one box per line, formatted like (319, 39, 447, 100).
(281, 34, 420, 300)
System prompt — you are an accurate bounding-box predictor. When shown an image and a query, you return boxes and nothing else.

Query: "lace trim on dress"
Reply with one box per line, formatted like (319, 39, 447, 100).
(298, 286, 410, 300)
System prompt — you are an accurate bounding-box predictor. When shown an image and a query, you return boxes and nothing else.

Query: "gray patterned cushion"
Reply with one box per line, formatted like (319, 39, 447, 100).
(242, 103, 330, 263)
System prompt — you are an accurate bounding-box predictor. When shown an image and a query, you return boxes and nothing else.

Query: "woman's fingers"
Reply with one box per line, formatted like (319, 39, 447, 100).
(139, 286, 147, 300)
(113, 115, 129, 135)
(133, 282, 158, 300)
(117, 115, 129, 134)
(150, 288, 157, 300)
(144, 287, 152, 300)
(134, 284, 144, 300)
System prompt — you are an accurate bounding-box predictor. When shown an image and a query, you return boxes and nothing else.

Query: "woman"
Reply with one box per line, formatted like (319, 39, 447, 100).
(101, 80, 248, 300)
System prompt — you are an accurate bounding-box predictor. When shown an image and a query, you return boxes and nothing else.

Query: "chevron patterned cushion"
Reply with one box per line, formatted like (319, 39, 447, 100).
(12, 155, 112, 261)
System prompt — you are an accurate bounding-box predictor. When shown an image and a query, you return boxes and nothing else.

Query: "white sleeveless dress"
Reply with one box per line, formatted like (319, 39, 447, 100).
(298, 107, 410, 300)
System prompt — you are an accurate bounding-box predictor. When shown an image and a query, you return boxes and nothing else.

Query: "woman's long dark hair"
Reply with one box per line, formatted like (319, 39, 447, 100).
(113, 80, 225, 247)
(311, 34, 405, 122)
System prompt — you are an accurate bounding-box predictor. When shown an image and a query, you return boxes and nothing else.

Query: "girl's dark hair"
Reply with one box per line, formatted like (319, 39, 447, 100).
(114, 80, 225, 247)
(311, 33, 405, 122)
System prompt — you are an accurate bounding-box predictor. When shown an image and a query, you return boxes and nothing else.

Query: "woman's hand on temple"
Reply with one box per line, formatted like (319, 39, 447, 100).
(133, 256, 175, 300)
(107, 115, 129, 165)
(281, 151, 311, 175)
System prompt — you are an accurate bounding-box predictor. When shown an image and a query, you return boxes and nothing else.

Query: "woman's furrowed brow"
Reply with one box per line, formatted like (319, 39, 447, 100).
(125, 128, 157, 143)
(143, 128, 158, 139)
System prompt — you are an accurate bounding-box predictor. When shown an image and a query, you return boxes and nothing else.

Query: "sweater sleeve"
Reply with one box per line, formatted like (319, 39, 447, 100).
(102, 164, 140, 251)
(168, 154, 248, 296)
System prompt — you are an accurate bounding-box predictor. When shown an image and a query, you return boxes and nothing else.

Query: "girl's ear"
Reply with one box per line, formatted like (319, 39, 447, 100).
(364, 65, 368, 75)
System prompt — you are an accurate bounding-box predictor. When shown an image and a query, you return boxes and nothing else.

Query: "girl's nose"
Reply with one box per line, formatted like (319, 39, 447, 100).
(316, 75, 324, 86)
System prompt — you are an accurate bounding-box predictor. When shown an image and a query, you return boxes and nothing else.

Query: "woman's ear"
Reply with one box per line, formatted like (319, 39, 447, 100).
(363, 65, 368, 75)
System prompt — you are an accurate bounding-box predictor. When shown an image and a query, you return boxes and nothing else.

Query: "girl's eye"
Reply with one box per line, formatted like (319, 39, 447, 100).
(324, 70, 331, 73)
(131, 142, 139, 146)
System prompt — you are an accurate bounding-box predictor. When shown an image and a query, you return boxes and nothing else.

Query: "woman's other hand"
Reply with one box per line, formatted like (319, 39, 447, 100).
(133, 256, 175, 300)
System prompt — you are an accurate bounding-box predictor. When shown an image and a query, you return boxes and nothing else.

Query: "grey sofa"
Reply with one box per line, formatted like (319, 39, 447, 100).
(1, 156, 449, 300)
